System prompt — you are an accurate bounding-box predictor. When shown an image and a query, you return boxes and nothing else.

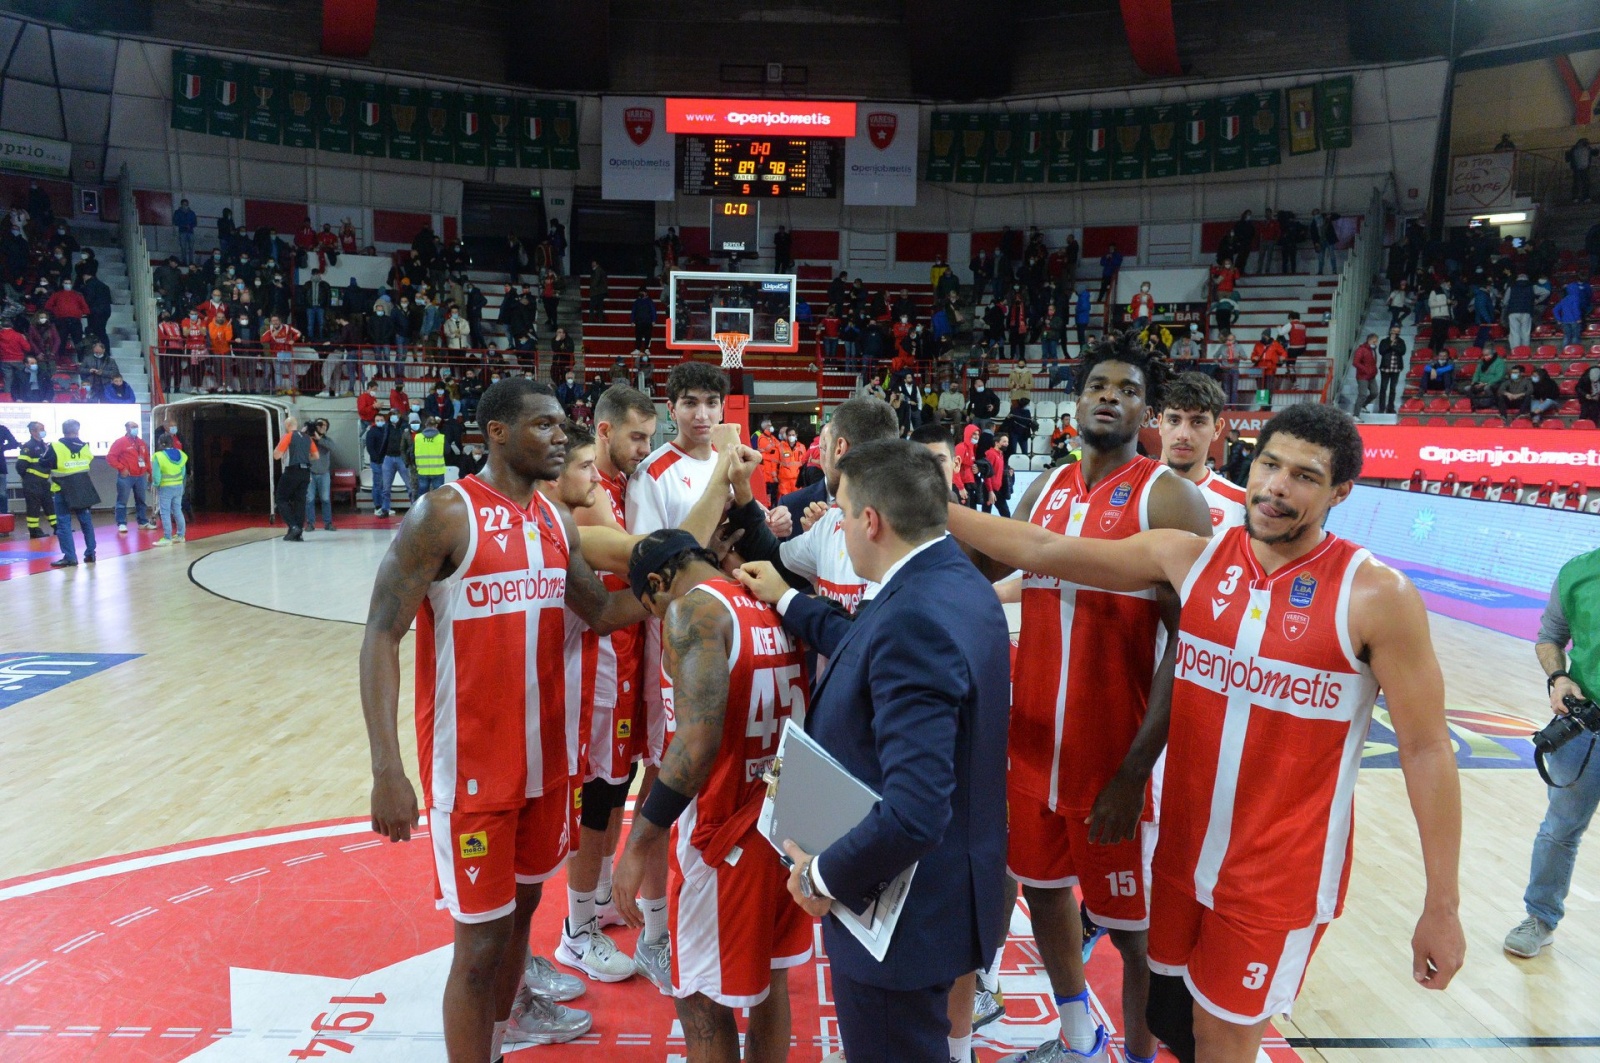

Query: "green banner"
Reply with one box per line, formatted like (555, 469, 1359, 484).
(353, 81, 386, 158)
(422, 89, 455, 163)
(986, 113, 1018, 183)
(1246, 89, 1281, 168)
(1081, 109, 1112, 182)
(1110, 106, 1147, 182)
(281, 71, 317, 148)
(1287, 85, 1319, 155)
(454, 91, 487, 168)
(1017, 112, 1048, 183)
(925, 112, 958, 182)
(388, 84, 423, 161)
(1179, 99, 1214, 175)
(243, 65, 282, 144)
(546, 98, 579, 169)
(170, 52, 208, 133)
(1145, 104, 1179, 179)
(1047, 110, 1080, 183)
(1318, 75, 1354, 150)
(318, 76, 354, 154)
(207, 57, 246, 139)
(517, 98, 548, 168)
(1214, 94, 1248, 172)
(486, 94, 518, 168)
(954, 113, 987, 183)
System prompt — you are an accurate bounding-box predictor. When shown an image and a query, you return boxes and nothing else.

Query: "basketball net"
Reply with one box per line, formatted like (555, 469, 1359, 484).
(714, 331, 750, 369)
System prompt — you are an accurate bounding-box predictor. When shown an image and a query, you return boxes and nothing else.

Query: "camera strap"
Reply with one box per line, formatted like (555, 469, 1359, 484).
(1535, 734, 1597, 789)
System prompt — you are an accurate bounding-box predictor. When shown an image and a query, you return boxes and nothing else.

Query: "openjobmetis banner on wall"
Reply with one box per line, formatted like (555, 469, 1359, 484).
(844, 104, 918, 206)
(601, 96, 674, 201)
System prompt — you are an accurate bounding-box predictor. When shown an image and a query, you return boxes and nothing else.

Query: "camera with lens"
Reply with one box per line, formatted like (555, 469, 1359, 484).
(1532, 695, 1600, 787)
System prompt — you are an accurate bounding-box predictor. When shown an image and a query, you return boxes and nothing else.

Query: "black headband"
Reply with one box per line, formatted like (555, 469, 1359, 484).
(628, 529, 701, 601)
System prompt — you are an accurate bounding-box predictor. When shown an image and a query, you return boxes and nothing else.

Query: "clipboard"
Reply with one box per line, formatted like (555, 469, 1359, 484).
(758, 718, 916, 962)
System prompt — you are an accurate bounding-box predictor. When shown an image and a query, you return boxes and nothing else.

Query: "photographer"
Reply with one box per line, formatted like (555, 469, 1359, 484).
(1505, 545, 1600, 958)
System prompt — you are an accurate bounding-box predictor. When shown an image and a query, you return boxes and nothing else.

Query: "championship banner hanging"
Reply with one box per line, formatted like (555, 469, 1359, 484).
(1287, 85, 1319, 155)
(1016, 111, 1049, 183)
(1179, 98, 1213, 175)
(353, 80, 386, 158)
(954, 113, 988, 183)
(925, 111, 958, 182)
(245, 65, 282, 145)
(1047, 110, 1081, 183)
(986, 112, 1018, 184)
(1110, 106, 1148, 182)
(1081, 109, 1112, 182)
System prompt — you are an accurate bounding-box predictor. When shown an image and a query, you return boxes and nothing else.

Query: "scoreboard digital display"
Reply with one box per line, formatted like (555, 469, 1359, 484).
(678, 136, 840, 198)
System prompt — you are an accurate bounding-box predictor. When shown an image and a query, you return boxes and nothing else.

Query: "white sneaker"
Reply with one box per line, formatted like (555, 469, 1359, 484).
(502, 983, 592, 1047)
(594, 897, 625, 929)
(152, 537, 172, 547)
(555, 922, 635, 982)
(522, 953, 584, 1002)
(117, 524, 128, 534)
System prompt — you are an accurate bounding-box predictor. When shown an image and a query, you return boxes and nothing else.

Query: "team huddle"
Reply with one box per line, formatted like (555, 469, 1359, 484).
(359, 335, 1466, 1063)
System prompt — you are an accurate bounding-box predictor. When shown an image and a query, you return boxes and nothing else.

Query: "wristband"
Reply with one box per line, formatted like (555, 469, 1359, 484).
(1548, 670, 1571, 693)
(638, 779, 692, 830)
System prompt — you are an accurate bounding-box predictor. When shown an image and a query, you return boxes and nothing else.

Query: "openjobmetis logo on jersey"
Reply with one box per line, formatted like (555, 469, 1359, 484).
(1175, 635, 1348, 713)
(460, 569, 567, 615)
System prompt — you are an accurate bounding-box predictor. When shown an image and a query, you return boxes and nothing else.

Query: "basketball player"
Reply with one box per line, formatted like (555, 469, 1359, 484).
(946, 403, 1466, 1063)
(1159, 371, 1247, 531)
(974, 337, 1213, 1063)
(360, 378, 655, 1061)
(625, 360, 733, 986)
(612, 529, 813, 1063)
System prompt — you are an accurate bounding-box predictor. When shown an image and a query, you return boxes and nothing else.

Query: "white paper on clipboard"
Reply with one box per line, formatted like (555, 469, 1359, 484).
(757, 718, 916, 963)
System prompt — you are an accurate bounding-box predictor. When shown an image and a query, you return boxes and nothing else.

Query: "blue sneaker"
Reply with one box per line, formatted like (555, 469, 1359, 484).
(1080, 900, 1105, 964)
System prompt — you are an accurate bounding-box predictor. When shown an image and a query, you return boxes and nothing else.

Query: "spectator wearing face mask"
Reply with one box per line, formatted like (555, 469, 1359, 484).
(441, 305, 470, 351)
(411, 416, 449, 498)
(1497, 364, 1534, 421)
(1528, 368, 1563, 426)
(1128, 281, 1155, 329)
(556, 370, 582, 412)
(775, 427, 805, 499)
(306, 419, 336, 531)
(422, 383, 455, 423)
(364, 408, 412, 518)
(366, 300, 398, 382)
(1576, 365, 1600, 423)
(45, 279, 89, 351)
(107, 420, 154, 533)
(965, 376, 1000, 424)
(938, 379, 966, 424)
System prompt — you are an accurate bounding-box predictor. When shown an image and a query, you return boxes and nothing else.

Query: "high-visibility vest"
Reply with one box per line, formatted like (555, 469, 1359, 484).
(413, 431, 447, 476)
(153, 449, 188, 489)
(49, 440, 92, 492)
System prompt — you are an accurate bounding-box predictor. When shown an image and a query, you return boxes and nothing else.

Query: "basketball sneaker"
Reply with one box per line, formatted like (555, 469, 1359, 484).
(153, 537, 172, 547)
(118, 523, 127, 534)
(633, 934, 673, 992)
(502, 983, 591, 1047)
(1080, 900, 1105, 964)
(555, 922, 635, 982)
(594, 895, 625, 929)
(973, 986, 1006, 1030)
(999, 1028, 1109, 1062)
(522, 953, 585, 1002)
(1503, 915, 1555, 958)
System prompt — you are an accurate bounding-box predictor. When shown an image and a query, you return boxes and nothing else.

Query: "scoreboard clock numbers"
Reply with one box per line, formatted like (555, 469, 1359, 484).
(679, 135, 840, 198)
(709, 199, 760, 257)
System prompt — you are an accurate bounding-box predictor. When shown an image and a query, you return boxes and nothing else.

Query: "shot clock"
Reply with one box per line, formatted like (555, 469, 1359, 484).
(708, 199, 760, 257)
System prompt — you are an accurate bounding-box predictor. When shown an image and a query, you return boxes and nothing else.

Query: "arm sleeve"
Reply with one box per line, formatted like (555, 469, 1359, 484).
(272, 433, 289, 458)
(1537, 577, 1571, 649)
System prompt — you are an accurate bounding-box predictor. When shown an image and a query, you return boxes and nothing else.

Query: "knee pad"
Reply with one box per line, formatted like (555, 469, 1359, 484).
(1145, 973, 1197, 1063)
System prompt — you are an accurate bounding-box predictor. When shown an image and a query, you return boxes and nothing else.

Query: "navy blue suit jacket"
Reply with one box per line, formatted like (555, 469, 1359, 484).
(776, 478, 828, 541)
(781, 535, 1011, 991)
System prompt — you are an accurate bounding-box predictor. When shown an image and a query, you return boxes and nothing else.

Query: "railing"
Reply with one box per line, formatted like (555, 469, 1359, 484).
(1322, 186, 1386, 407)
(1512, 149, 1571, 210)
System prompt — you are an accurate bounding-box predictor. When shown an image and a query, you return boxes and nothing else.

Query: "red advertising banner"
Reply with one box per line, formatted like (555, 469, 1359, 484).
(665, 98, 857, 137)
(1358, 425, 1600, 487)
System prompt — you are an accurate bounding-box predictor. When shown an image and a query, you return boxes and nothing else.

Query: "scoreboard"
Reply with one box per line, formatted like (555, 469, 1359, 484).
(678, 136, 840, 198)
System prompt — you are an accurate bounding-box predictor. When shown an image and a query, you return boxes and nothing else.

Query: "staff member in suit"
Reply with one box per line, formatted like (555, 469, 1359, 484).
(736, 438, 1011, 1063)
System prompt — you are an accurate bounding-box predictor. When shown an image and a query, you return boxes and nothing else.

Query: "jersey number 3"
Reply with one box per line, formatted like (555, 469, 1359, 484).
(1216, 564, 1243, 597)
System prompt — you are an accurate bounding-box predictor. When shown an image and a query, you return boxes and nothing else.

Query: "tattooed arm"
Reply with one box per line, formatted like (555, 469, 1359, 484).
(558, 502, 650, 634)
(359, 488, 466, 842)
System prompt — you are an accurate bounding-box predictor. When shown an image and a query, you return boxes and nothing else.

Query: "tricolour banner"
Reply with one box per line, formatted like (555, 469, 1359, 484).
(601, 96, 674, 201)
(844, 103, 918, 206)
(1357, 425, 1600, 488)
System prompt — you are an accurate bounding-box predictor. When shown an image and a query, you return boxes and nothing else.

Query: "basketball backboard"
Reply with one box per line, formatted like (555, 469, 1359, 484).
(665, 271, 800, 354)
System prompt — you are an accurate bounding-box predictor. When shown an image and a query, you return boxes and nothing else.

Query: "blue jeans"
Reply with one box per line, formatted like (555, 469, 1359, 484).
(415, 474, 444, 496)
(115, 474, 149, 526)
(54, 496, 95, 562)
(1042, 336, 1059, 364)
(1562, 321, 1582, 348)
(372, 454, 406, 512)
(177, 230, 194, 265)
(304, 305, 325, 340)
(306, 471, 332, 526)
(1523, 733, 1600, 927)
(158, 484, 186, 539)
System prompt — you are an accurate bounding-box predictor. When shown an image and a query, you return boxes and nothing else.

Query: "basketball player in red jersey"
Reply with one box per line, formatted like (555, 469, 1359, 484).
(1159, 372, 1247, 532)
(976, 338, 1212, 1063)
(947, 403, 1465, 1063)
(612, 529, 813, 1063)
(361, 378, 655, 1062)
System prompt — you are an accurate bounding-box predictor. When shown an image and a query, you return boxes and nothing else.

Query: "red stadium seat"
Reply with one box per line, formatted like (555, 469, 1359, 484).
(1450, 398, 1472, 412)
(1564, 345, 1586, 359)
(1508, 417, 1533, 428)
(1425, 397, 1451, 413)
(1545, 362, 1565, 379)
(1448, 326, 1462, 340)
(1561, 399, 1581, 415)
(1398, 416, 1422, 426)
(1537, 345, 1558, 360)
(1512, 345, 1532, 360)
(1563, 482, 1586, 510)
(1468, 475, 1491, 500)
(1400, 397, 1424, 412)
(1407, 469, 1424, 492)
(1462, 346, 1482, 361)
(1489, 323, 1505, 339)
(1575, 419, 1598, 430)
(1541, 419, 1567, 429)
(1590, 344, 1600, 358)
(1500, 476, 1523, 502)
(1568, 362, 1589, 376)
(1535, 479, 1557, 506)
(1440, 471, 1459, 495)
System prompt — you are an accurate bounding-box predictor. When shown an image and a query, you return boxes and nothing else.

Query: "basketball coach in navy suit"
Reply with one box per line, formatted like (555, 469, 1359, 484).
(736, 438, 1011, 1063)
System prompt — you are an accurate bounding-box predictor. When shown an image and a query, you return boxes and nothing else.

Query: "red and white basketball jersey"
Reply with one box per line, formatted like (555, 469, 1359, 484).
(1195, 470, 1247, 531)
(584, 467, 645, 783)
(1013, 455, 1170, 814)
(666, 579, 807, 857)
(415, 475, 573, 813)
(1157, 527, 1379, 928)
(779, 505, 873, 613)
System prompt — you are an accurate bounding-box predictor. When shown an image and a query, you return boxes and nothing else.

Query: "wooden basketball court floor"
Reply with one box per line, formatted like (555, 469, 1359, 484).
(1, 522, 1597, 1062)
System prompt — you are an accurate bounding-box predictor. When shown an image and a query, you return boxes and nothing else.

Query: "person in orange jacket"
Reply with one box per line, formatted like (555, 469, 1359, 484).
(754, 418, 781, 505)
(775, 426, 804, 497)
(1250, 328, 1287, 402)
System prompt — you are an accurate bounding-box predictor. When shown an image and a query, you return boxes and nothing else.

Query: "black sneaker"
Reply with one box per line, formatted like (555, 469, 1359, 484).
(50, 557, 77, 568)
(83, 552, 95, 564)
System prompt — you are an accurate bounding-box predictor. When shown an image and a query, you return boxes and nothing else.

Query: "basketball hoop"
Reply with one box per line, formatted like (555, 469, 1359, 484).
(714, 330, 750, 369)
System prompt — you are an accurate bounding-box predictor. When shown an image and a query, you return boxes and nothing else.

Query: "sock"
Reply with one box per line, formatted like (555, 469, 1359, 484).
(596, 859, 614, 905)
(947, 1033, 972, 1063)
(1053, 990, 1098, 1053)
(1125, 1052, 1157, 1063)
(490, 1019, 507, 1059)
(565, 886, 596, 938)
(641, 896, 668, 943)
(977, 944, 1005, 993)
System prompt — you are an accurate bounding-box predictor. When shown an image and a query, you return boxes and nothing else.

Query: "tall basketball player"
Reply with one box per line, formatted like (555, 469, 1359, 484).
(1158, 371, 1247, 531)
(976, 337, 1213, 1063)
(360, 379, 652, 1062)
(613, 529, 813, 1063)
(947, 403, 1466, 1063)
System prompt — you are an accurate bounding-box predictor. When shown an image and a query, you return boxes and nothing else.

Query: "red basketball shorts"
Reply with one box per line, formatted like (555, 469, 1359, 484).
(1007, 781, 1154, 930)
(430, 786, 575, 924)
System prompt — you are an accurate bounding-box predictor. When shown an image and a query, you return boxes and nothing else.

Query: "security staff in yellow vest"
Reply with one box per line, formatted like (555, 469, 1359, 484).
(39, 418, 101, 568)
(411, 416, 449, 497)
(16, 421, 56, 539)
(151, 438, 189, 546)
